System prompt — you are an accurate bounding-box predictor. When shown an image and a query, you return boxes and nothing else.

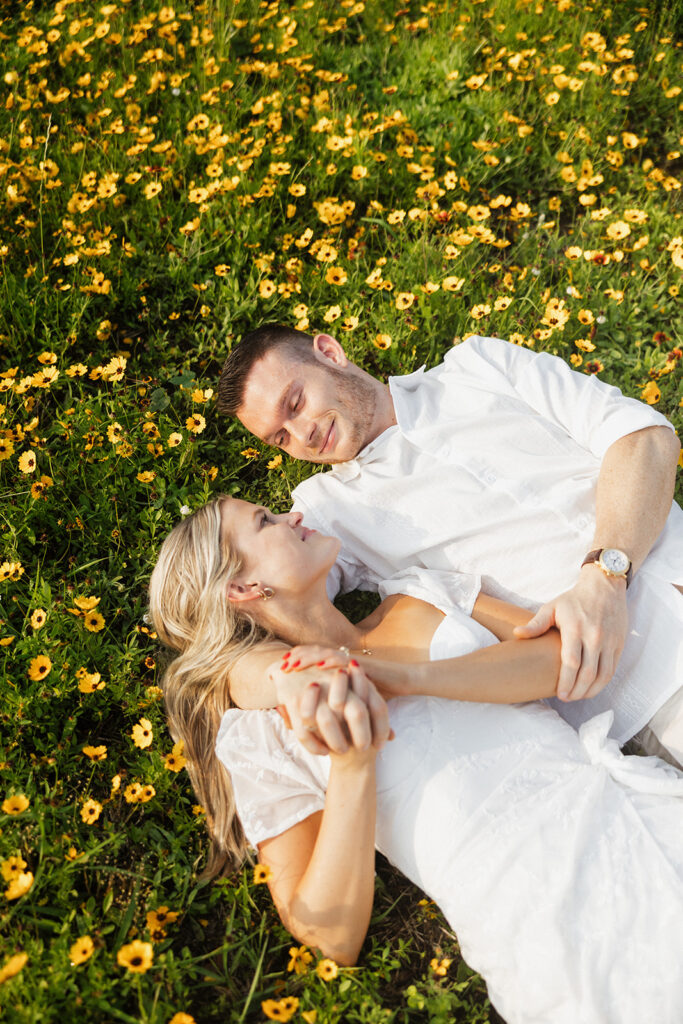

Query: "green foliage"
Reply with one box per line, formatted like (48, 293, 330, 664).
(0, 0, 680, 1020)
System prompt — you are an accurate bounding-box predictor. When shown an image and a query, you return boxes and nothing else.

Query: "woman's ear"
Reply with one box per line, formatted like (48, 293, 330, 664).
(227, 581, 264, 605)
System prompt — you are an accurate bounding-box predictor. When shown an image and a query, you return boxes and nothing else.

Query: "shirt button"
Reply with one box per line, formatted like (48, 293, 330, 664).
(441, 445, 451, 458)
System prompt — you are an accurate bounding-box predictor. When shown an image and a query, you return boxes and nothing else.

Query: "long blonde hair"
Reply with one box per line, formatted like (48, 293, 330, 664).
(148, 496, 268, 878)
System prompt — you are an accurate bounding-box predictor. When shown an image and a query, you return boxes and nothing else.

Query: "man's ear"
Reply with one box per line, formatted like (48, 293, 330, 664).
(227, 581, 263, 604)
(312, 333, 348, 368)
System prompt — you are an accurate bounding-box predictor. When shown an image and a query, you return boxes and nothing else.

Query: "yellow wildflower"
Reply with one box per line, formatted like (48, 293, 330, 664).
(70, 936, 95, 965)
(316, 958, 339, 981)
(80, 799, 103, 825)
(5, 871, 33, 900)
(84, 610, 105, 633)
(30, 608, 47, 630)
(2, 794, 29, 815)
(0, 952, 28, 984)
(641, 381, 661, 405)
(164, 741, 187, 772)
(131, 718, 154, 749)
(82, 745, 107, 762)
(117, 940, 153, 974)
(287, 945, 313, 974)
(18, 451, 36, 474)
(186, 414, 206, 434)
(28, 655, 52, 681)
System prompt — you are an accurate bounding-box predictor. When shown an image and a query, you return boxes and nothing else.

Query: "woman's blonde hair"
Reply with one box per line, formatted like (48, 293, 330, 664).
(148, 495, 268, 878)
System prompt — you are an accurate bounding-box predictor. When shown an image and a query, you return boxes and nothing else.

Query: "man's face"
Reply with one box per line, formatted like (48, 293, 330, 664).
(236, 342, 377, 464)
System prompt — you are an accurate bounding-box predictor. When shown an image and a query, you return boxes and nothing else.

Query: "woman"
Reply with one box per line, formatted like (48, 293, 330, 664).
(148, 496, 683, 1024)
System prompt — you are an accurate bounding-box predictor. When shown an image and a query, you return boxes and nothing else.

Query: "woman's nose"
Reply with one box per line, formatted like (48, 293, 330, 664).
(287, 510, 303, 528)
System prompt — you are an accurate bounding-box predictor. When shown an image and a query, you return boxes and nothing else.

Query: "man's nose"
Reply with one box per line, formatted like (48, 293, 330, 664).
(288, 418, 317, 449)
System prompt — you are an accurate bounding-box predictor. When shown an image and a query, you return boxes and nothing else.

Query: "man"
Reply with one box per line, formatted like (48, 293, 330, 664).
(218, 325, 683, 764)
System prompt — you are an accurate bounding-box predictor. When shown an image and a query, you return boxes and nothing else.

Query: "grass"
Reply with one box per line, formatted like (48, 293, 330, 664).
(0, 0, 680, 1020)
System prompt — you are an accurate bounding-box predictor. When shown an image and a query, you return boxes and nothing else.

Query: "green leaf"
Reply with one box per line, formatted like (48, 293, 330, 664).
(149, 387, 170, 412)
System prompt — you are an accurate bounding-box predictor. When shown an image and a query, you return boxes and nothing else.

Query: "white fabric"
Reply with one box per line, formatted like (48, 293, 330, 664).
(216, 588, 683, 1024)
(634, 684, 683, 767)
(291, 335, 683, 742)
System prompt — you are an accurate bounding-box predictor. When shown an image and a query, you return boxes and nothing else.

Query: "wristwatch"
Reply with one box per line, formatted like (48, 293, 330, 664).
(581, 548, 633, 588)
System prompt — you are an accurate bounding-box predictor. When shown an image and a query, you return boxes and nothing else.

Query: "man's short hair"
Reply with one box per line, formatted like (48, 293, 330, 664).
(217, 324, 317, 416)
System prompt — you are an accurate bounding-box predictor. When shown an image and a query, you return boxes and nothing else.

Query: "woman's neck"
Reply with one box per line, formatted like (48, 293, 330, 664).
(272, 592, 442, 662)
(267, 593, 366, 651)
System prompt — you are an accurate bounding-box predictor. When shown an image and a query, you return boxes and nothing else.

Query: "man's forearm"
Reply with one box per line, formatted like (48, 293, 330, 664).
(591, 425, 680, 572)
(360, 631, 562, 703)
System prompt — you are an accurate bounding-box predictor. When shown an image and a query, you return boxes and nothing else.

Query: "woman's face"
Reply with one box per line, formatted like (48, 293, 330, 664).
(220, 497, 340, 598)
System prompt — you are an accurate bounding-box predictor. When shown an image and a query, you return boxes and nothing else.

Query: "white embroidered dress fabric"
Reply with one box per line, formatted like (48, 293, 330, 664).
(216, 576, 683, 1024)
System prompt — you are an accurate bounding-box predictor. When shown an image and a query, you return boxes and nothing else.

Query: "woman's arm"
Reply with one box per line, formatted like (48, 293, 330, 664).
(257, 666, 379, 966)
(229, 641, 290, 709)
(356, 594, 563, 703)
(259, 749, 376, 966)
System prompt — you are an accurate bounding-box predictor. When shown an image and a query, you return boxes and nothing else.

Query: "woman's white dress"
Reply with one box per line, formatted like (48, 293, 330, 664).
(216, 572, 683, 1024)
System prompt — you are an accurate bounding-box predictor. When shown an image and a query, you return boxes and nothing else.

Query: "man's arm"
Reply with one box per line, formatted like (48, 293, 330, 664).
(515, 424, 681, 700)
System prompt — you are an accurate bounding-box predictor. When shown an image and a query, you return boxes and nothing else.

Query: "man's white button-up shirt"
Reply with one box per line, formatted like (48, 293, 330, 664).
(292, 335, 683, 743)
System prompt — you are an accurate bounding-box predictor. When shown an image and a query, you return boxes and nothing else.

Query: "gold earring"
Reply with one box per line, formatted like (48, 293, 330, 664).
(259, 587, 274, 600)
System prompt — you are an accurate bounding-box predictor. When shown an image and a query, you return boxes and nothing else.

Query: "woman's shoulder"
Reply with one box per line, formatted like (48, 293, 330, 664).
(365, 590, 499, 663)
(216, 707, 283, 763)
(361, 593, 444, 662)
(216, 708, 331, 787)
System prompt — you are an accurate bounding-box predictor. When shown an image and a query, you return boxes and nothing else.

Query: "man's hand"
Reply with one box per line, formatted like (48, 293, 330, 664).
(512, 567, 629, 701)
(267, 649, 392, 755)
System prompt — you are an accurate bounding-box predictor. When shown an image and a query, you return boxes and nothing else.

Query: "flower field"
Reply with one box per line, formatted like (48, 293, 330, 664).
(0, 0, 681, 1020)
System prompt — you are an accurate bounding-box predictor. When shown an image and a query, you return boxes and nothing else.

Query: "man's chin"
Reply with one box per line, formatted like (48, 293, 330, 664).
(321, 440, 363, 465)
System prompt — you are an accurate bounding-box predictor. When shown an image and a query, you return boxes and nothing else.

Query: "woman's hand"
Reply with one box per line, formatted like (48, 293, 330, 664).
(281, 644, 414, 701)
(268, 655, 392, 755)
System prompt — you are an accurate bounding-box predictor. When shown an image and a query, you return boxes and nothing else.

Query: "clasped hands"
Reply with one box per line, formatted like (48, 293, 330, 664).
(267, 646, 393, 756)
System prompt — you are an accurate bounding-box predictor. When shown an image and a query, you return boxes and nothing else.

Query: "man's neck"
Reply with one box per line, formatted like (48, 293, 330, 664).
(364, 380, 397, 448)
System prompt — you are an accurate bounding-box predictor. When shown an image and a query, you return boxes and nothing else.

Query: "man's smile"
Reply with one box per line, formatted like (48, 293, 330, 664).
(319, 419, 335, 457)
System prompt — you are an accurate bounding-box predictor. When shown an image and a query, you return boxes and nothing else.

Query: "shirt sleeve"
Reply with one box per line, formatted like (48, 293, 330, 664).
(445, 336, 675, 459)
(378, 565, 481, 617)
(215, 709, 326, 848)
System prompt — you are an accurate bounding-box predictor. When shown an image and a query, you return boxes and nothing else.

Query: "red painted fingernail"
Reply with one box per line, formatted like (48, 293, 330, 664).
(309, 682, 320, 689)
(349, 659, 359, 668)
(282, 651, 290, 660)
(291, 659, 300, 669)
(316, 660, 326, 666)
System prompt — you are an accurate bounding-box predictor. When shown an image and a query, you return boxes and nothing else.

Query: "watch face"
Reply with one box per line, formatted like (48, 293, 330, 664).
(600, 548, 629, 574)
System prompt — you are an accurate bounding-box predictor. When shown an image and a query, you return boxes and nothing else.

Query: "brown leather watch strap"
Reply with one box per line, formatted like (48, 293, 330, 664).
(581, 548, 633, 588)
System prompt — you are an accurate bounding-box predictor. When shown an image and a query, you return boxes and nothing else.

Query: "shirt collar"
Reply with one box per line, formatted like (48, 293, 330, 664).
(328, 424, 398, 481)
(325, 363, 426, 482)
(389, 363, 426, 433)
